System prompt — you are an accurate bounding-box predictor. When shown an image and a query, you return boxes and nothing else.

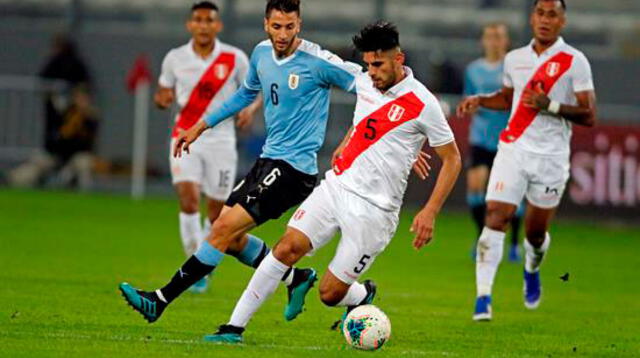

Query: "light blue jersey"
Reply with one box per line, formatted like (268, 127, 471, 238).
(204, 39, 360, 175)
(464, 59, 510, 152)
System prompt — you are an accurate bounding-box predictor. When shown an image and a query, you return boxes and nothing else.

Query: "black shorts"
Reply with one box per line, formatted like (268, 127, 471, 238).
(468, 145, 497, 169)
(226, 158, 318, 225)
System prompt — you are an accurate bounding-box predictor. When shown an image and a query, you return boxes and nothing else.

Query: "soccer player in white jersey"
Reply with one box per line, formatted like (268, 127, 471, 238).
(154, 2, 260, 292)
(202, 21, 462, 343)
(457, 0, 597, 321)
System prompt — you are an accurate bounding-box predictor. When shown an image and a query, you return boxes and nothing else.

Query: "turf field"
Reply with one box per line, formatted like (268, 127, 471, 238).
(1, 189, 639, 357)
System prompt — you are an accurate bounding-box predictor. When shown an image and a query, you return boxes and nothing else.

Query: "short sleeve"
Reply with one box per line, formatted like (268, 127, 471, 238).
(502, 53, 514, 88)
(316, 49, 362, 93)
(463, 65, 477, 96)
(243, 47, 262, 91)
(235, 50, 250, 87)
(418, 95, 455, 147)
(571, 52, 595, 93)
(158, 51, 175, 88)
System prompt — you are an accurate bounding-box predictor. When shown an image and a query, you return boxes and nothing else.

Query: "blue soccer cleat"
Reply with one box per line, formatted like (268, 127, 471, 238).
(188, 276, 209, 294)
(508, 244, 521, 263)
(473, 295, 492, 321)
(203, 324, 244, 344)
(284, 268, 318, 321)
(524, 270, 542, 309)
(119, 282, 167, 323)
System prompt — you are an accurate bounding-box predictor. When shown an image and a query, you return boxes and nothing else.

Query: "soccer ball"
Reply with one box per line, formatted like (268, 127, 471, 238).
(342, 304, 391, 351)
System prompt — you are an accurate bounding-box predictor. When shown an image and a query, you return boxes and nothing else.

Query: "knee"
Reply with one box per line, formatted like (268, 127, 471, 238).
(485, 203, 512, 231)
(318, 285, 343, 307)
(525, 228, 547, 247)
(272, 237, 306, 266)
(179, 195, 199, 214)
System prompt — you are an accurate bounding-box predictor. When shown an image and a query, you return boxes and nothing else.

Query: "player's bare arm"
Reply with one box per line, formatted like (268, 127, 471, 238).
(173, 119, 208, 157)
(154, 86, 175, 109)
(236, 94, 263, 131)
(411, 141, 461, 250)
(456, 86, 514, 117)
(522, 84, 597, 127)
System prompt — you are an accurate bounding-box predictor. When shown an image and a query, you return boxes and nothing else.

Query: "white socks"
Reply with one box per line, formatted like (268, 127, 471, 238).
(524, 233, 551, 273)
(228, 252, 289, 328)
(476, 227, 506, 297)
(337, 282, 367, 307)
(201, 218, 212, 242)
(179, 212, 202, 256)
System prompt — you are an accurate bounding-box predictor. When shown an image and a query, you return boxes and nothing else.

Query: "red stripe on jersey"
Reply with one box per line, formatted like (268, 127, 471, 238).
(171, 52, 236, 137)
(500, 51, 574, 143)
(333, 92, 425, 175)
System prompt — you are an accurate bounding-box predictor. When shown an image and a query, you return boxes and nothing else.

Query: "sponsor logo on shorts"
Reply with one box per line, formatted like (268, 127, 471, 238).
(293, 209, 305, 221)
(494, 181, 505, 192)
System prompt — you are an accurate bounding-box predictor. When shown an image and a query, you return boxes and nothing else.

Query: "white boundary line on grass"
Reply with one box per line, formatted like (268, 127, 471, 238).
(6, 331, 459, 357)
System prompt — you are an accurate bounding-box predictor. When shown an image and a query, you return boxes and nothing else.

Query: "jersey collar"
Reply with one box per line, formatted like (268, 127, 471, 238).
(271, 39, 305, 66)
(376, 66, 414, 97)
(528, 36, 565, 57)
(188, 38, 220, 61)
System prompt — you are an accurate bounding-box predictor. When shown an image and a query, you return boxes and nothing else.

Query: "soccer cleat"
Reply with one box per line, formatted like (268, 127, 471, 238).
(203, 324, 244, 344)
(524, 270, 542, 309)
(118, 282, 167, 323)
(473, 295, 492, 321)
(284, 268, 318, 321)
(333, 280, 377, 331)
(188, 276, 209, 294)
(508, 244, 521, 262)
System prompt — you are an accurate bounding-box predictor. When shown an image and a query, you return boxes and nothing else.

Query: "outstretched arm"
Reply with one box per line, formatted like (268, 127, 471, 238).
(411, 141, 462, 250)
(173, 86, 260, 157)
(456, 86, 514, 117)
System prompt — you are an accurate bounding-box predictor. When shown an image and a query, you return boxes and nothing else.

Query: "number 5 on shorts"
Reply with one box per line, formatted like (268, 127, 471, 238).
(354, 254, 371, 274)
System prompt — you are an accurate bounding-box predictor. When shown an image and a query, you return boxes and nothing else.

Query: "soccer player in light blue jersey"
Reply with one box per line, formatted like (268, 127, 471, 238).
(119, 0, 384, 329)
(463, 23, 523, 262)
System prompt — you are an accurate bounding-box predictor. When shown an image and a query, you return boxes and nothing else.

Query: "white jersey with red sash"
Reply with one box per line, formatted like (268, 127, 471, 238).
(501, 37, 594, 156)
(159, 39, 249, 144)
(331, 68, 455, 211)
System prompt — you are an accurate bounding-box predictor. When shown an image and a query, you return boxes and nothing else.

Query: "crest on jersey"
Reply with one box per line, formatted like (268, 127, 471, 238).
(215, 63, 229, 80)
(387, 104, 405, 122)
(288, 73, 300, 90)
(545, 62, 560, 77)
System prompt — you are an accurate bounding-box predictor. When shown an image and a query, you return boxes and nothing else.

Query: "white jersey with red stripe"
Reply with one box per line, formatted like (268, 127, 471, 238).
(501, 37, 594, 156)
(331, 67, 455, 211)
(159, 39, 249, 144)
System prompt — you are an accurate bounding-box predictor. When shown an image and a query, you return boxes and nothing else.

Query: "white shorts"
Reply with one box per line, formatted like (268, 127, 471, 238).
(288, 177, 399, 285)
(169, 139, 237, 201)
(486, 145, 570, 209)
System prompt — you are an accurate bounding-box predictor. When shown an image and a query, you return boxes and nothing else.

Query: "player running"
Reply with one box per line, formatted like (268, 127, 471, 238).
(457, 0, 597, 321)
(154, 1, 260, 293)
(203, 21, 461, 343)
(463, 22, 523, 262)
(119, 0, 428, 325)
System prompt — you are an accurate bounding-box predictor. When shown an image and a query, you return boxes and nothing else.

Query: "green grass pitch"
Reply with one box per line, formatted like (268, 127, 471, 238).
(1, 189, 638, 357)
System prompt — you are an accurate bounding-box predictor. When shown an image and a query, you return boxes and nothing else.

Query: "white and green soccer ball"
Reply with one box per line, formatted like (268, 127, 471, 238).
(342, 304, 391, 351)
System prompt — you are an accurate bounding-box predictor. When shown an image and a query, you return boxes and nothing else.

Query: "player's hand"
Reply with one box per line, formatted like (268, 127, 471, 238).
(522, 82, 550, 110)
(236, 107, 255, 131)
(456, 96, 481, 117)
(154, 88, 174, 109)
(412, 151, 431, 180)
(173, 120, 207, 158)
(410, 207, 436, 250)
(331, 147, 343, 168)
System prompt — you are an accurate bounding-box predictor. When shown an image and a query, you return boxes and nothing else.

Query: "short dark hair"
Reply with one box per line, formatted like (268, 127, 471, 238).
(191, 1, 219, 13)
(352, 21, 400, 53)
(265, 0, 301, 17)
(533, 0, 566, 10)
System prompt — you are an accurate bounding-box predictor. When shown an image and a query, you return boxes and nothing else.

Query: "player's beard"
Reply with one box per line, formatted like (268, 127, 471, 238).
(270, 35, 297, 58)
